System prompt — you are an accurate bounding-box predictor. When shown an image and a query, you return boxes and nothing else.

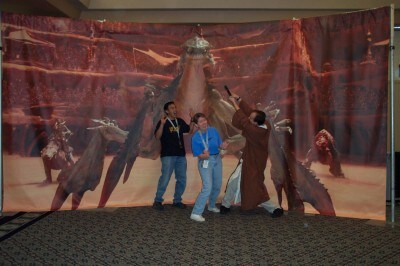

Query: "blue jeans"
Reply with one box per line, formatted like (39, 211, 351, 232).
(192, 154, 222, 215)
(155, 156, 187, 204)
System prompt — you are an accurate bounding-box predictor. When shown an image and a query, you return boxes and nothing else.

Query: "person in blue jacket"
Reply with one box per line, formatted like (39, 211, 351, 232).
(190, 113, 228, 222)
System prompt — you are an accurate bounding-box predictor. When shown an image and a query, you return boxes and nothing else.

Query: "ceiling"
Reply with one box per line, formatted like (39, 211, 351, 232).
(0, 0, 399, 24)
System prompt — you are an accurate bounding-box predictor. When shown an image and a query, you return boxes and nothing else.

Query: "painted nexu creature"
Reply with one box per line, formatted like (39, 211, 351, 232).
(304, 129, 345, 178)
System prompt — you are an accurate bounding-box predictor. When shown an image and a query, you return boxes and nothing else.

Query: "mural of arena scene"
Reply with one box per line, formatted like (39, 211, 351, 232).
(1, 7, 389, 220)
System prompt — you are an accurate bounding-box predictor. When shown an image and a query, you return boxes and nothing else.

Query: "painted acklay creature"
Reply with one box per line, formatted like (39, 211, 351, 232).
(51, 118, 128, 211)
(259, 102, 336, 216)
(40, 119, 74, 185)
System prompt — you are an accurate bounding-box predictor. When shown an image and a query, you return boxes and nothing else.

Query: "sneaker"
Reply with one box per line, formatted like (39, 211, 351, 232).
(172, 202, 187, 209)
(271, 208, 284, 218)
(208, 207, 220, 213)
(190, 214, 205, 222)
(220, 205, 231, 215)
(152, 201, 164, 211)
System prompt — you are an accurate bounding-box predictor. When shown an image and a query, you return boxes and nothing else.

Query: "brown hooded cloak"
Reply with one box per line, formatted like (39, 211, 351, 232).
(232, 100, 271, 210)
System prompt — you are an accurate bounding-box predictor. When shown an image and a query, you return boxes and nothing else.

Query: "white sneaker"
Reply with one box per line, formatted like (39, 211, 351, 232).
(190, 214, 205, 222)
(208, 207, 220, 213)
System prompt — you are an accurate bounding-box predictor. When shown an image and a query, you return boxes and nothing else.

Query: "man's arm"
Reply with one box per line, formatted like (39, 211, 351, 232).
(229, 96, 240, 111)
(188, 108, 195, 134)
(228, 95, 251, 131)
(188, 121, 195, 134)
(238, 100, 253, 117)
(231, 108, 251, 131)
(179, 118, 194, 135)
(228, 93, 253, 116)
(181, 108, 195, 134)
(154, 117, 166, 140)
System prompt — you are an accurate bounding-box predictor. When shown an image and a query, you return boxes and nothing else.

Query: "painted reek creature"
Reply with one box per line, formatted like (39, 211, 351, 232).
(304, 129, 345, 178)
(100, 29, 336, 215)
(40, 119, 74, 185)
(148, 29, 241, 144)
(51, 118, 128, 211)
(98, 30, 243, 207)
(260, 102, 336, 216)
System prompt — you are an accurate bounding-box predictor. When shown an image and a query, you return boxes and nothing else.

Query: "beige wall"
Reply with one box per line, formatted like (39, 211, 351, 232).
(80, 9, 398, 24)
(79, 10, 400, 25)
(76, 0, 400, 24)
(3, 0, 398, 23)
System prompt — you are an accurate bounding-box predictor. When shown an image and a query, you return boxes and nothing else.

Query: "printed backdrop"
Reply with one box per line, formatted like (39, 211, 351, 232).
(1, 7, 389, 220)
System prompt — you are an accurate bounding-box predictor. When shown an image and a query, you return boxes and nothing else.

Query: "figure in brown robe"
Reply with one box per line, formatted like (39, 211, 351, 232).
(224, 94, 283, 217)
(232, 100, 269, 210)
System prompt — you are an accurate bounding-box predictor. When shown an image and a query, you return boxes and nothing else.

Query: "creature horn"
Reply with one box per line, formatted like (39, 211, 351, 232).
(91, 118, 111, 126)
(275, 119, 291, 126)
(87, 126, 103, 130)
(263, 101, 276, 112)
(145, 83, 156, 90)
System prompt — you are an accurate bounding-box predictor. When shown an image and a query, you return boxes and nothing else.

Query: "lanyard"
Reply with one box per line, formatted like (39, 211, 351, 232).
(167, 118, 182, 147)
(198, 128, 209, 151)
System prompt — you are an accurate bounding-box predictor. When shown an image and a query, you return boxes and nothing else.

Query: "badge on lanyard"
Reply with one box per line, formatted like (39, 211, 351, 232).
(167, 118, 182, 148)
(199, 129, 209, 168)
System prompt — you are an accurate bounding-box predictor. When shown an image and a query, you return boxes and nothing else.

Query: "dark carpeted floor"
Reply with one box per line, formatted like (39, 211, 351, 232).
(1, 205, 400, 265)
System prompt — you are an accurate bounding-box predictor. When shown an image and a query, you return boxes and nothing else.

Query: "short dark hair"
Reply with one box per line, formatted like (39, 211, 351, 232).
(252, 110, 266, 125)
(192, 113, 207, 124)
(163, 101, 175, 111)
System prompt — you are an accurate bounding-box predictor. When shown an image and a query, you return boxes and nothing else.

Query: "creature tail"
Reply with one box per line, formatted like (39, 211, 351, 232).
(270, 159, 304, 212)
(286, 151, 336, 216)
(269, 132, 304, 212)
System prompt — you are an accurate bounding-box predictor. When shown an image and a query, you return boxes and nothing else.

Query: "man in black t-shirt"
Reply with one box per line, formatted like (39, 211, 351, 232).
(153, 101, 193, 211)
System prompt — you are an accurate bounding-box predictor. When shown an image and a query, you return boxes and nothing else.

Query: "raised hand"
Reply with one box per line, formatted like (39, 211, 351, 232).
(228, 96, 237, 104)
(220, 140, 229, 150)
(230, 93, 239, 99)
(189, 108, 195, 119)
(160, 112, 167, 124)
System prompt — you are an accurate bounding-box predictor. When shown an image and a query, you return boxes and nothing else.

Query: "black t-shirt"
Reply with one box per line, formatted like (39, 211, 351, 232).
(154, 118, 190, 157)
